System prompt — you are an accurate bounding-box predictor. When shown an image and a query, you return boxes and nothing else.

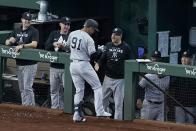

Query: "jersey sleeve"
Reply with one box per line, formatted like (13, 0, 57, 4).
(87, 38, 96, 55)
(45, 31, 55, 51)
(139, 77, 147, 88)
(32, 29, 39, 42)
(139, 74, 151, 88)
(97, 44, 107, 66)
(8, 31, 16, 38)
(5, 31, 17, 46)
(164, 76, 170, 90)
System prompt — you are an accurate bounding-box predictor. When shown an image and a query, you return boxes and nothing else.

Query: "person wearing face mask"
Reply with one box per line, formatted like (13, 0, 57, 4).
(5, 12, 39, 106)
(95, 27, 133, 120)
(45, 16, 71, 109)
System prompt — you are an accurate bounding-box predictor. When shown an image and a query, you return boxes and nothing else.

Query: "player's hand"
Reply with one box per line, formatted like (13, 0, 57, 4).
(6, 37, 16, 45)
(53, 42, 60, 47)
(9, 37, 16, 43)
(58, 43, 65, 48)
(94, 62, 99, 71)
(15, 44, 23, 53)
(136, 99, 143, 109)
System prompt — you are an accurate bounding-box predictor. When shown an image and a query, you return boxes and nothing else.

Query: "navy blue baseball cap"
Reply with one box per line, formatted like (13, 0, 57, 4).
(22, 12, 32, 21)
(112, 27, 123, 36)
(84, 19, 99, 32)
(60, 16, 71, 24)
(182, 50, 193, 58)
(151, 50, 161, 58)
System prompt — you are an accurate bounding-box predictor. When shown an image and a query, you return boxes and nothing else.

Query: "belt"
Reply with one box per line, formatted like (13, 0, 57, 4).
(147, 100, 162, 104)
(71, 60, 86, 62)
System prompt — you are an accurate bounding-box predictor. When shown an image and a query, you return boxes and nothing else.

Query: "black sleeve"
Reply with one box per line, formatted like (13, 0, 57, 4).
(45, 31, 54, 51)
(90, 49, 102, 62)
(5, 31, 17, 46)
(32, 29, 39, 42)
(8, 31, 16, 38)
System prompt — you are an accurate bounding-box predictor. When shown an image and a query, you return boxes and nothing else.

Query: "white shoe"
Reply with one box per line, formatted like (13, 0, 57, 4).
(97, 112, 112, 117)
(73, 112, 86, 122)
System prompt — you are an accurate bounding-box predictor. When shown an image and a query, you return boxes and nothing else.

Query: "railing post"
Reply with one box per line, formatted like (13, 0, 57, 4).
(0, 57, 3, 103)
(63, 56, 74, 114)
(124, 60, 139, 120)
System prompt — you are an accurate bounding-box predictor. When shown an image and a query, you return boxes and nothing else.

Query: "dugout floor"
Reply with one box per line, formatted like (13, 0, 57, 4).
(0, 104, 196, 131)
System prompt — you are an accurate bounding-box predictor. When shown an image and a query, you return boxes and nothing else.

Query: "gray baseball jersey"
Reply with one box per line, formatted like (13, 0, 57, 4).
(68, 29, 109, 117)
(67, 30, 96, 61)
(139, 74, 170, 102)
(139, 74, 170, 121)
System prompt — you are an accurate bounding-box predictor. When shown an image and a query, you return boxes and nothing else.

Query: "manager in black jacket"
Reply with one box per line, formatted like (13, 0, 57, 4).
(95, 27, 133, 120)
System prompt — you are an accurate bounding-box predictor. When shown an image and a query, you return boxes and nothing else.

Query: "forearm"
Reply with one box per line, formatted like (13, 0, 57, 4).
(23, 41, 37, 48)
(5, 39, 12, 46)
(5, 37, 16, 46)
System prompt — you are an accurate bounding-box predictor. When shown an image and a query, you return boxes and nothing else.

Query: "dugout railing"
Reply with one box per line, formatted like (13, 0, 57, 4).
(0, 45, 73, 113)
(124, 60, 196, 120)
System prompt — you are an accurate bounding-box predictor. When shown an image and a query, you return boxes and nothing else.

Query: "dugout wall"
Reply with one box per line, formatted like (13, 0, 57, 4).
(0, 45, 73, 113)
(124, 60, 196, 120)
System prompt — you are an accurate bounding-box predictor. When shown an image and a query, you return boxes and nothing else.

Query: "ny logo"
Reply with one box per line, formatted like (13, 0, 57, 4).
(112, 52, 117, 58)
(19, 37, 24, 43)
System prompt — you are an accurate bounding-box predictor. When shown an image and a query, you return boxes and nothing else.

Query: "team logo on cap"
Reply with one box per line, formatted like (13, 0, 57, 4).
(114, 28, 118, 32)
(154, 51, 159, 54)
(183, 51, 188, 55)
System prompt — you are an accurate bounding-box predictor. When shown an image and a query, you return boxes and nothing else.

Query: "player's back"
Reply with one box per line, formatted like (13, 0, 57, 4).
(68, 30, 96, 61)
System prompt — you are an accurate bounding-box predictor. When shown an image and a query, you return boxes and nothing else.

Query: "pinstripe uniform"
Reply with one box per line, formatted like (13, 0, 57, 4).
(139, 74, 170, 121)
(68, 29, 110, 117)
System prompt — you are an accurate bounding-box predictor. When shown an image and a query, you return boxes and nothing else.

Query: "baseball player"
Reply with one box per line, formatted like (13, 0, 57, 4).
(170, 50, 196, 124)
(5, 12, 39, 106)
(138, 51, 170, 121)
(67, 19, 111, 122)
(45, 16, 71, 109)
(94, 27, 132, 120)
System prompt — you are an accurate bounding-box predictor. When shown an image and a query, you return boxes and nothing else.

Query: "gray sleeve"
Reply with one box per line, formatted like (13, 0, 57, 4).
(164, 76, 170, 89)
(139, 77, 147, 88)
(87, 38, 96, 55)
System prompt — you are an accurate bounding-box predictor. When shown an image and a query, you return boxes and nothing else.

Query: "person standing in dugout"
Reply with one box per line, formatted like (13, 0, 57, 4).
(138, 51, 170, 121)
(5, 12, 39, 106)
(67, 19, 111, 122)
(45, 16, 71, 109)
(94, 27, 132, 120)
(170, 50, 196, 124)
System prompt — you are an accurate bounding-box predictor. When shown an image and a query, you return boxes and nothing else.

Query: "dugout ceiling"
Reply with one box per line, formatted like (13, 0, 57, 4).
(157, 0, 196, 53)
(1, 0, 196, 58)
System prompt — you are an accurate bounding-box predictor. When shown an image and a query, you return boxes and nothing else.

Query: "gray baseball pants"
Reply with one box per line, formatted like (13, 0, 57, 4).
(70, 61, 106, 116)
(141, 99, 164, 121)
(16, 64, 37, 106)
(50, 67, 64, 109)
(102, 75, 124, 120)
(175, 106, 196, 124)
